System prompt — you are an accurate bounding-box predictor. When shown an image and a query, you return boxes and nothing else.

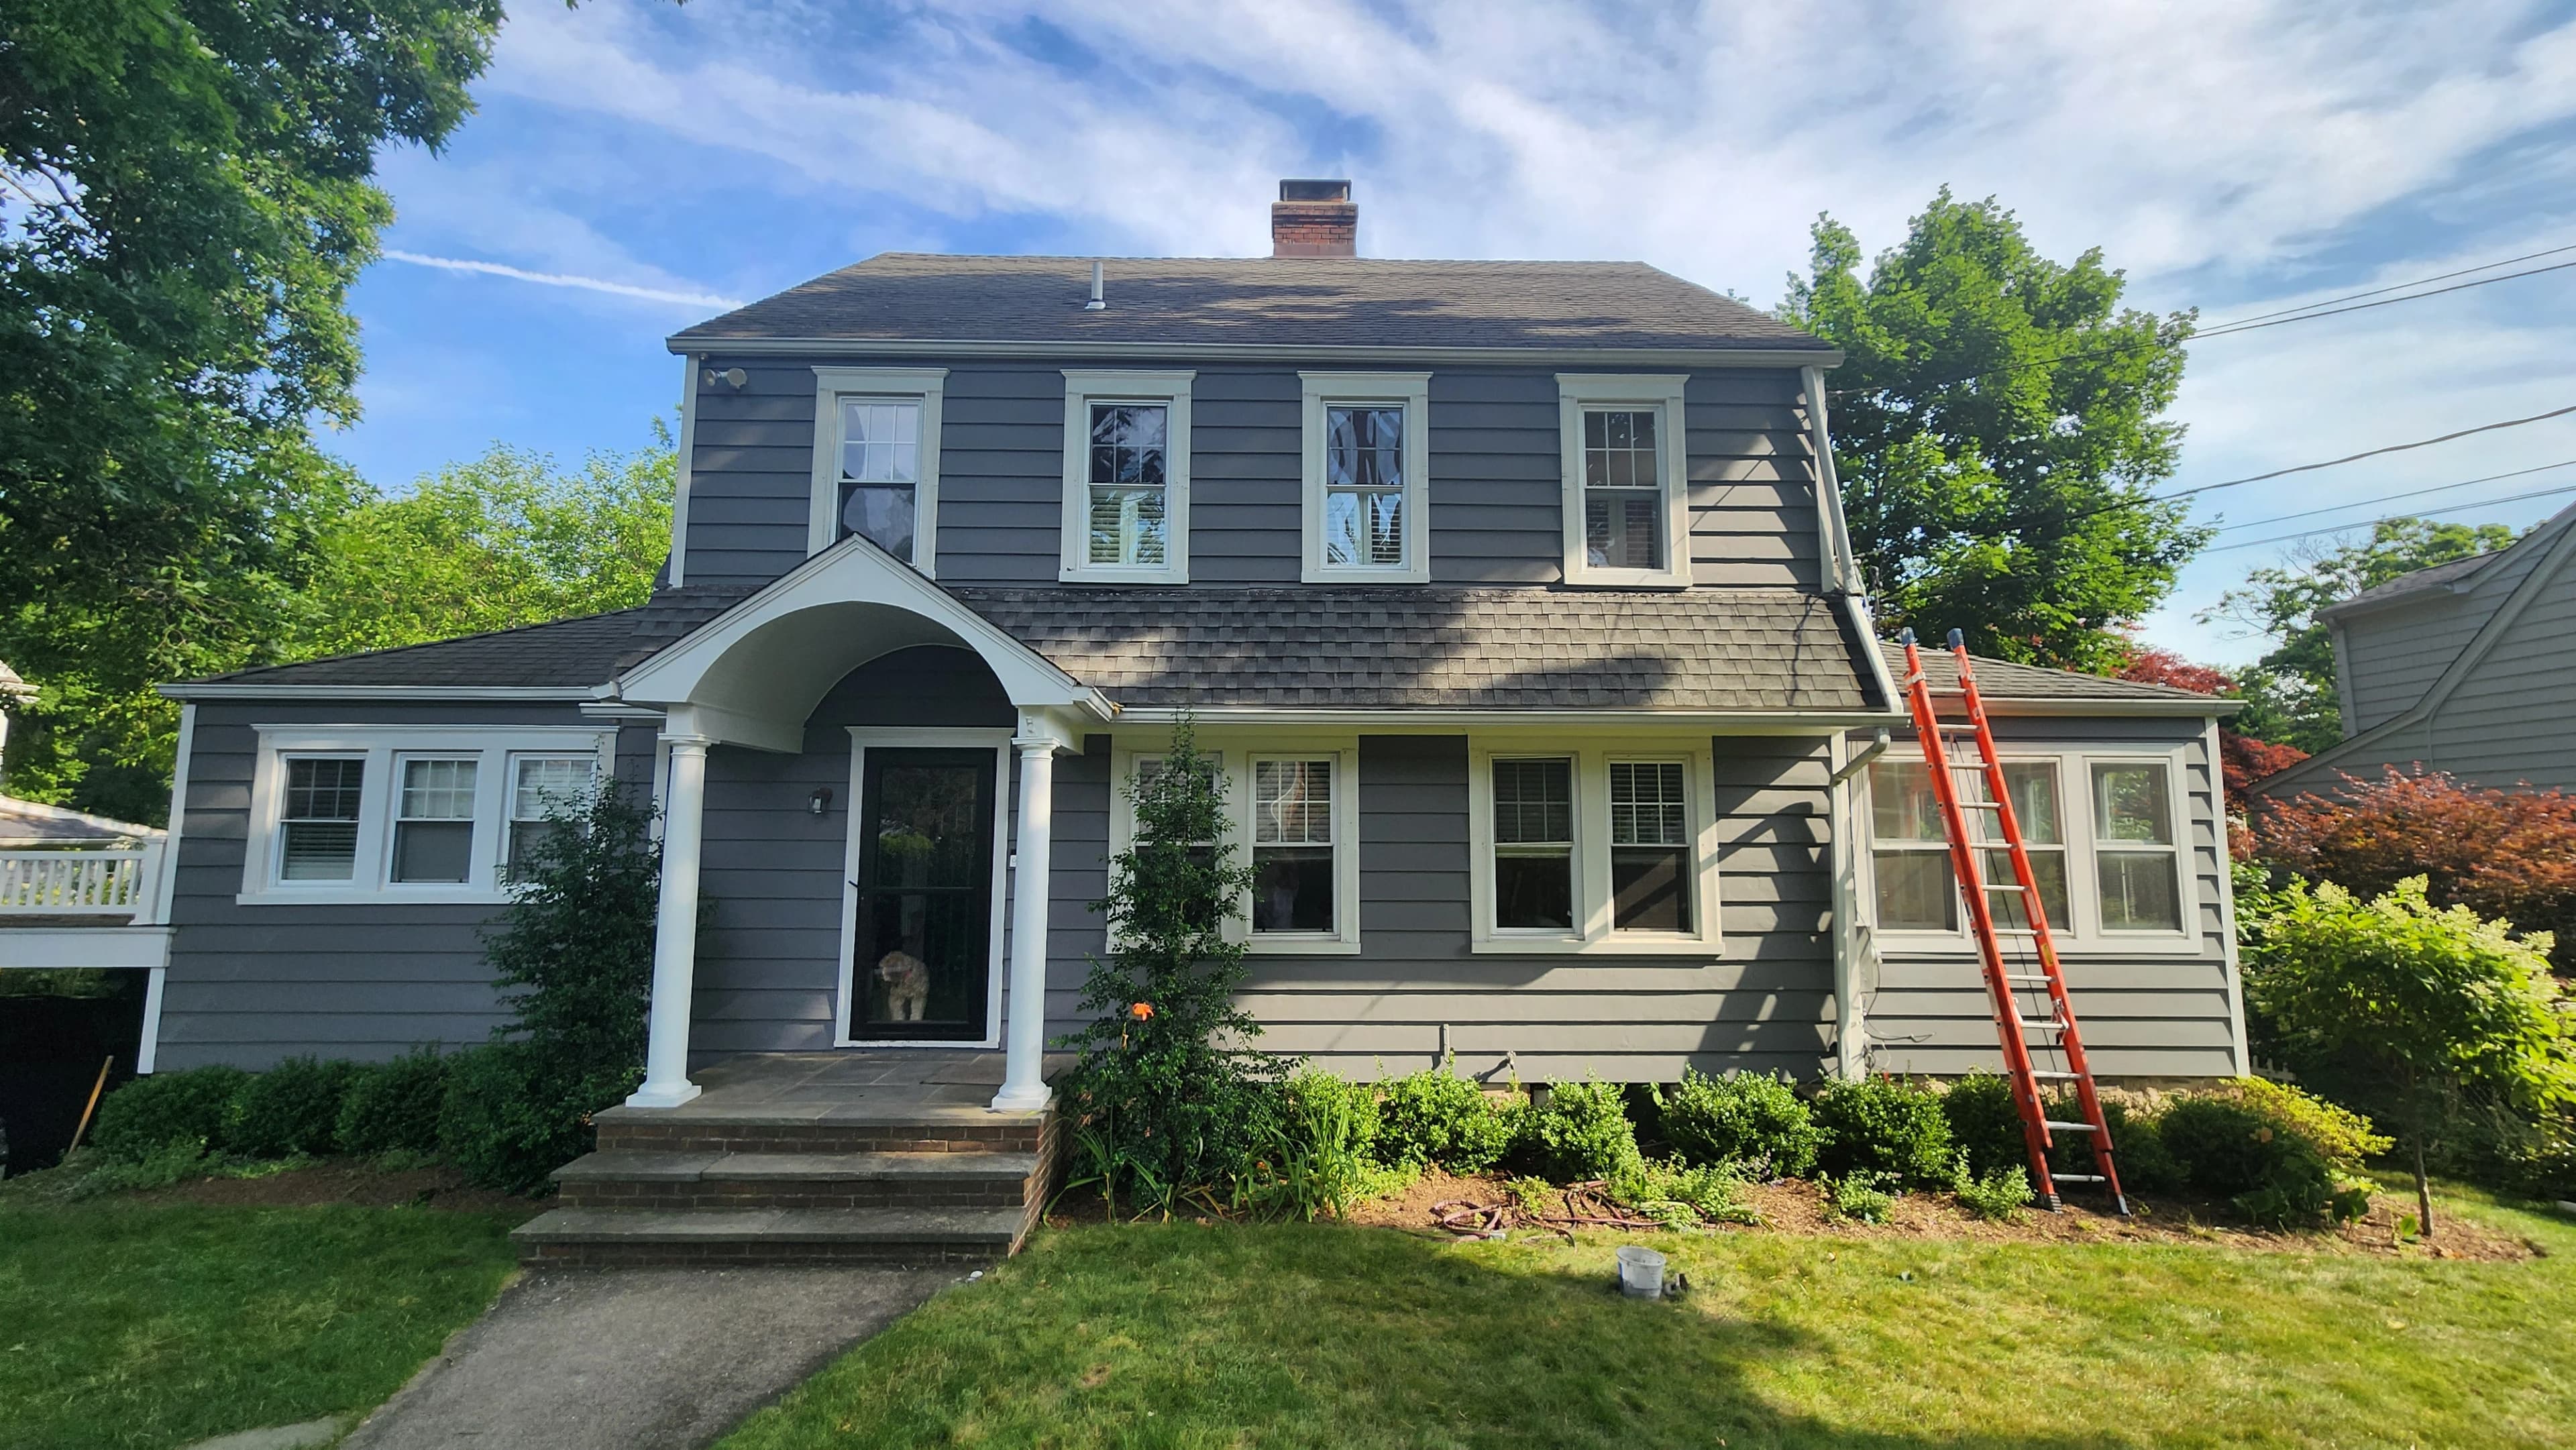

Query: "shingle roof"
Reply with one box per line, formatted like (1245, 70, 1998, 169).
(950, 587, 1875, 711)
(1882, 643, 2224, 705)
(195, 610, 656, 689)
(670, 255, 1827, 353)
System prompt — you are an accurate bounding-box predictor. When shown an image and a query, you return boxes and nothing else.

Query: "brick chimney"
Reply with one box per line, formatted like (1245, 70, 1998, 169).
(1271, 179, 1356, 258)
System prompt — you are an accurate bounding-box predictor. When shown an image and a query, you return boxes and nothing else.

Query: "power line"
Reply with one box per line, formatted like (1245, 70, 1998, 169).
(2213, 458, 2576, 532)
(2204, 482, 2576, 553)
(1825, 241, 2576, 400)
(2159, 402, 2576, 504)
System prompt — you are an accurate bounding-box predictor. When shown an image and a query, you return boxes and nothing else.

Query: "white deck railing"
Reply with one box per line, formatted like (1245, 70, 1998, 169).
(0, 842, 163, 919)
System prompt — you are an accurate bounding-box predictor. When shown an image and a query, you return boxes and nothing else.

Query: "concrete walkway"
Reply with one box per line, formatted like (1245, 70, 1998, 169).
(341, 1267, 949, 1450)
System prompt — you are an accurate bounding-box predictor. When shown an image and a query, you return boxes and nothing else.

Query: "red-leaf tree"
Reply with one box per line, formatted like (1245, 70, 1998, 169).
(2116, 647, 2310, 812)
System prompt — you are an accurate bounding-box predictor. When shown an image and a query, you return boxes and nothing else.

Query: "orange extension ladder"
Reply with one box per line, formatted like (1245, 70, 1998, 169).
(1896, 628, 2128, 1215)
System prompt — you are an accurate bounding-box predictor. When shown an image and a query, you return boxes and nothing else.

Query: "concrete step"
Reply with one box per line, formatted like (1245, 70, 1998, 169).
(551, 1150, 1043, 1211)
(593, 1106, 1048, 1158)
(512, 1206, 1029, 1268)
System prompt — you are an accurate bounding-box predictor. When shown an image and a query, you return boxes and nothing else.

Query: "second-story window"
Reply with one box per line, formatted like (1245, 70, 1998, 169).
(1061, 370, 1193, 583)
(1301, 372, 1431, 583)
(808, 367, 947, 573)
(1556, 374, 1689, 588)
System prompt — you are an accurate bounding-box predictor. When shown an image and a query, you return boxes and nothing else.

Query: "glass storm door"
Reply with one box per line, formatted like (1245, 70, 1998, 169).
(848, 749, 997, 1042)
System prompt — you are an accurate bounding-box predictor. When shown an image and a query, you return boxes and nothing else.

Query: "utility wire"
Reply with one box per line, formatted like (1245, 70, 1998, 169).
(2199, 241, 2576, 329)
(2157, 402, 2576, 504)
(2212, 458, 2576, 532)
(2191, 258, 2576, 339)
(2205, 482, 2576, 552)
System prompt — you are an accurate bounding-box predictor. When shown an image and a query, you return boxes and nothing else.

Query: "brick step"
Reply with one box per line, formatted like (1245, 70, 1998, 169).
(593, 1105, 1046, 1158)
(512, 1206, 1029, 1268)
(552, 1150, 1043, 1211)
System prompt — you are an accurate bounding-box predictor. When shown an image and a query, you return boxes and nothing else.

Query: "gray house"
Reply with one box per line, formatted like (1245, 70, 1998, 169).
(2257, 498, 2576, 801)
(143, 182, 2247, 1124)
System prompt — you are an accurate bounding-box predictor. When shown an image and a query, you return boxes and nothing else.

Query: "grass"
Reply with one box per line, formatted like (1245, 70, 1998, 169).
(0, 1190, 524, 1450)
(720, 1184, 2576, 1450)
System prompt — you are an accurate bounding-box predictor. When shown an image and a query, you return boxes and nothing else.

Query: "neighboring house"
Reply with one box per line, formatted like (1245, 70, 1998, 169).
(136, 180, 2244, 1107)
(2257, 498, 2576, 801)
(0, 794, 174, 1070)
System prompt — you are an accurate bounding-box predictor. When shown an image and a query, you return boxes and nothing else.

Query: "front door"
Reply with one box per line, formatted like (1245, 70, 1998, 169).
(847, 748, 998, 1042)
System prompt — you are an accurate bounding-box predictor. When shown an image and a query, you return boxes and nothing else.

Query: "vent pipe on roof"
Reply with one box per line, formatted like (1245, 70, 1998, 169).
(1085, 260, 1106, 311)
(1273, 179, 1356, 258)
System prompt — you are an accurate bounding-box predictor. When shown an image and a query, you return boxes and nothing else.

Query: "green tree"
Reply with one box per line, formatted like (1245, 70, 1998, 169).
(2242, 874, 2576, 1235)
(1781, 190, 2204, 671)
(2206, 518, 2522, 752)
(295, 436, 674, 659)
(0, 0, 504, 820)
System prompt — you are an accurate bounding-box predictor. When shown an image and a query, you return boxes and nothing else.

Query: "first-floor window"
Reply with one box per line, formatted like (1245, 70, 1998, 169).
(507, 756, 594, 881)
(280, 757, 365, 881)
(2093, 761, 2182, 931)
(1492, 757, 1574, 931)
(1978, 761, 2069, 931)
(1133, 754, 1223, 932)
(1609, 761, 1690, 932)
(1868, 759, 1955, 932)
(1251, 758, 1334, 934)
(392, 757, 478, 883)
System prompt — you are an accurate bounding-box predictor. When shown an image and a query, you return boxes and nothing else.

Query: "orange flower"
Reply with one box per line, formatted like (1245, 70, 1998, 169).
(1129, 1001, 1155, 1021)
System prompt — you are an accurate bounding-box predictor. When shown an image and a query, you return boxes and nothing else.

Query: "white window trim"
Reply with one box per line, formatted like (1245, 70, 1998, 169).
(835, 728, 1013, 1050)
(1467, 738, 1723, 955)
(1862, 746, 2202, 957)
(1108, 738, 1361, 955)
(1299, 371, 1432, 584)
(240, 726, 614, 905)
(1556, 373, 1690, 589)
(1059, 369, 1193, 584)
(808, 366, 948, 570)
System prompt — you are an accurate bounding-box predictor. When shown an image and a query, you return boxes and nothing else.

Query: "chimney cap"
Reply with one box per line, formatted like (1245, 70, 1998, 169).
(1279, 178, 1351, 203)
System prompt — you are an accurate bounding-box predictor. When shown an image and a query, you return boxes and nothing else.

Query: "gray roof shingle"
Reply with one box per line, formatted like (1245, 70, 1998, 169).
(670, 255, 1827, 353)
(1882, 643, 2222, 705)
(196, 610, 656, 690)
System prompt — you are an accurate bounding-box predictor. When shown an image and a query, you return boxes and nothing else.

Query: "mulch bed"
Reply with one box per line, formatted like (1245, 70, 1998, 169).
(1340, 1169, 2541, 1261)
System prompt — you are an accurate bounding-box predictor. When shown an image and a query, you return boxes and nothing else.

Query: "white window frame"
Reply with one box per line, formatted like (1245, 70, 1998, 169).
(1467, 737, 1722, 955)
(503, 752, 604, 882)
(1860, 746, 2202, 956)
(1108, 738, 1360, 955)
(809, 367, 948, 569)
(386, 753, 485, 887)
(835, 728, 1014, 1050)
(1299, 371, 1432, 583)
(1556, 373, 1690, 589)
(1060, 369, 1193, 584)
(241, 726, 614, 905)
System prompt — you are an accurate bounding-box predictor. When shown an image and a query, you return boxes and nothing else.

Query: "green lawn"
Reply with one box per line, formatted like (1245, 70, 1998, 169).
(0, 1196, 523, 1450)
(721, 1187, 2576, 1450)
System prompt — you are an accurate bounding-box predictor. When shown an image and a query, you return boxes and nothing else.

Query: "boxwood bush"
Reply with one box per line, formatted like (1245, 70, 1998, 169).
(337, 1046, 453, 1156)
(2161, 1090, 2371, 1227)
(89, 1065, 248, 1162)
(1812, 1076, 1954, 1187)
(1658, 1068, 1824, 1178)
(1527, 1077, 1642, 1182)
(225, 1056, 359, 1158)
(1373, 1058, 1521, 1173)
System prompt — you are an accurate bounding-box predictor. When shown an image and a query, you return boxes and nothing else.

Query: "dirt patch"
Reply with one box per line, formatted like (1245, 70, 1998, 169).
(133, 1160, 539, 1217)
(1340, 1170, 2540, 1262)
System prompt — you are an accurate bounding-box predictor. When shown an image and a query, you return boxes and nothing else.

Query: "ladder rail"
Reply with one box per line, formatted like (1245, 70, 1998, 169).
(1896, 628, 2129, 1215)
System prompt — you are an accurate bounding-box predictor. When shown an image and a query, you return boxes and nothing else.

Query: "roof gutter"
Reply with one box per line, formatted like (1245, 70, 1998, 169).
(1106, 706, 1904, 730)
(669, 336, 1843, 370)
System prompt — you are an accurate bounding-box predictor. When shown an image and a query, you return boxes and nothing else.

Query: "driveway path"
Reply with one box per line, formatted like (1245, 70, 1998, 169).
(341, 1267, 949, 1449)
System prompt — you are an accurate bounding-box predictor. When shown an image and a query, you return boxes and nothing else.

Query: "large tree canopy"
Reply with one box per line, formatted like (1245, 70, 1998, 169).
(1782, 191, 2204, 671)
(2207, 517, 2523, 754)
(0, 0, 504, 818)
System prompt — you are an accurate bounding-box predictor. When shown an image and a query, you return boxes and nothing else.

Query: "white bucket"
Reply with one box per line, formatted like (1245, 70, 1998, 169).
(1615, 1244, 1666, 1299)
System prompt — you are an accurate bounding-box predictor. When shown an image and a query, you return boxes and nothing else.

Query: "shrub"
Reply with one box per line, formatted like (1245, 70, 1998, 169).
(1528, 1077, 1642, 1182)
(336, 1047, 453, 1156)
(1942, 1074, 2184, 1196)
(1813, 1076, 1954, 1187)
(2095, 1100, 2183, 1195)
(1940, 1072, 2030, 1179)
(1238, 1070, 1407, 1222)
(1658, 1068, 1824, 1178)
(1824, 1170, 1896, 1224)
(225, 1056, 358, 1158)
(69, 1139, 213, 1197)
(89, 1066, 248, 1162)
(2224, 1077, 2391, 1169)
(1375, 1057, 1521, 1174)
(2159, 1094, 2369, 1228)
(1952, 1162, 2035, 1222)
(1607, 1156, 1760, 1227)
(439, 1042, 631, 1194)
(2252, 767, 2576, 970)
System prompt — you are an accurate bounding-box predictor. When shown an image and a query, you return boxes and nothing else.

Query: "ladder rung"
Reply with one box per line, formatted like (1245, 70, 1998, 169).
(1982, 882, 2027, 892)
(2049, 1172, 2106, 1184)
(1957, 799, 2004, 810)
(2017, 1018, 2063, 1033)
(2029, 1070, 2080, 1080)
(1933, 721, 1982, 732)
(2004, 973, 2054, 983)
(2045, 1120, 2098, 1133)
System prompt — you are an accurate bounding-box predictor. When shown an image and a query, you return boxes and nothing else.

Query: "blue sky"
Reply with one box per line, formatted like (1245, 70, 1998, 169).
(339, 0, 2576, 665)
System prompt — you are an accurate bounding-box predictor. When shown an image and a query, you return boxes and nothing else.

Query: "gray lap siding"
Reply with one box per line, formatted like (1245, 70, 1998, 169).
(681, 356, 1825, 594)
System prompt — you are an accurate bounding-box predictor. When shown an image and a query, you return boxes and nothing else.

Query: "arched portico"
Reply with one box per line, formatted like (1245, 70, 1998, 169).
(607, 535, 1112, 1114)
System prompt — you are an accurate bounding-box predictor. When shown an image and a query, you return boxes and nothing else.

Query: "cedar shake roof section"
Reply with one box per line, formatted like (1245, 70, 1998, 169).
(1883, 643, 2222, 705)
(669, 255, 1828, 353)
(947, 587, 1876, 712)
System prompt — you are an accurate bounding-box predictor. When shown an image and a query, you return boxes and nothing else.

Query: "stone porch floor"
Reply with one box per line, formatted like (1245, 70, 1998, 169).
(598, 1049, 1079, 1126)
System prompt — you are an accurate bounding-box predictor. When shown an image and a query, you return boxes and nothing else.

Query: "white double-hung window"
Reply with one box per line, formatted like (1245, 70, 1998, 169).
(809, 368, 947, 569)
(1108, 739, 1358, 953)
(1061, 370, 1193, 583)
(1863, 750, 2195, 950)
(1556, 374, 1690, 588)
(1300, 372, 1430, 583)
(1470, 740, 1720, 953)
(244, 727, 610, 903)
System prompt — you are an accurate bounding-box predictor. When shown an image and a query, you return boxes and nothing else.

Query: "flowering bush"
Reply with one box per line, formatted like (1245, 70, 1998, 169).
(2252, 767, 2576, 968)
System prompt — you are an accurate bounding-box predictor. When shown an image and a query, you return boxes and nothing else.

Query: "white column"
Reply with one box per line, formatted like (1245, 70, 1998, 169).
(628, 734, 710, 1109)
(992, 736, 1057, 1112)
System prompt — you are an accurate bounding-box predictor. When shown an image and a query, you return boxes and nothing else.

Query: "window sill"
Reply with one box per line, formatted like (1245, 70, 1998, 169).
(1558, 570, 1691, 590)
(1245, 935, 1363, 956)
(1059, 565, 1188, 585)
(1471, 934, 1725, 956)
(1872, 930, 2205, 958)
(238, 887, 515, 907)
(1301, 563, 1431, 586)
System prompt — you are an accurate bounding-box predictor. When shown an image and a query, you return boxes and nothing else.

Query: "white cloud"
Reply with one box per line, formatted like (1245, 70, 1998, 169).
(379, 249, 745, 311)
